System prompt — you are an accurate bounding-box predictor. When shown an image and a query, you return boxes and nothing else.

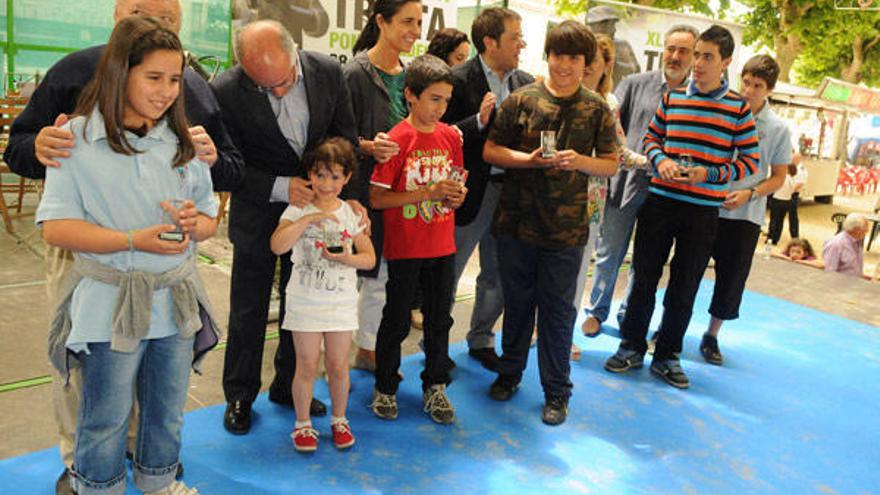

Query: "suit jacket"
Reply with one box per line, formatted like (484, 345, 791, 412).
(211, 51, 357, 253)
(442, 56, 533, 226)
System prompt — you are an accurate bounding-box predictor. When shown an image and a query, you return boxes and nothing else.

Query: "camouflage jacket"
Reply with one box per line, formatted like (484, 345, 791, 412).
(488, 82, 617, 249)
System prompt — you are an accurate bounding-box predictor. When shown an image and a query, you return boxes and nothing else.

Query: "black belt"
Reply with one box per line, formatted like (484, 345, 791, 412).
(489, 174, 504, 183)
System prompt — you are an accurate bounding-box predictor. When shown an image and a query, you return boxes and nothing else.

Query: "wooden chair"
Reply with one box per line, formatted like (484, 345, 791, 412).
(0, 95, 41, 234)
(217, 192, 230, 223)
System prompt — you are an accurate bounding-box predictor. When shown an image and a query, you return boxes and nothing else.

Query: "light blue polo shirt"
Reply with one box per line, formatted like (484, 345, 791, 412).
(720, 102, 792, 226)
(36, 109, 219, 352)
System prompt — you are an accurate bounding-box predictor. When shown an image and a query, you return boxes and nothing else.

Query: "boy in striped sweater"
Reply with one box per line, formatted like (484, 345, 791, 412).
(603, 25, 760, 389)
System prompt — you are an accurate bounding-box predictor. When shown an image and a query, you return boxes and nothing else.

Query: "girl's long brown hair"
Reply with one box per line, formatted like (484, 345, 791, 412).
(594, 34, 615, 98)
(74, 15, 194, 168)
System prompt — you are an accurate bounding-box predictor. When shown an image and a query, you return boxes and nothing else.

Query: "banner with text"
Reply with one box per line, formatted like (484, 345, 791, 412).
(232, 0, 457, 66)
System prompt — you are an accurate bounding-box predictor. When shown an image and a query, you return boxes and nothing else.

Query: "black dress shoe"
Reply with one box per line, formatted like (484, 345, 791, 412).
(268, 390, 293, 407)
(488, 375, 519, 401)
(56, 469, 74, 495)
(309, 398, 327, 417)
(468, 347, 500, 371)
(268, 392, 327, 417)
(223, 400, 252, 435)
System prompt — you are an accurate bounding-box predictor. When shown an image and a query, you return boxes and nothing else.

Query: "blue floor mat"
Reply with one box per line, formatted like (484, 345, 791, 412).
(2, 282, 878, 494)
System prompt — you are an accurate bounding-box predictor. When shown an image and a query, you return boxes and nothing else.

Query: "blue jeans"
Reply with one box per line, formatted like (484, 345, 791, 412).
(453, 181, 504, 350)
(496, 235, 584, 399)
(585, 189, 647, 324)
(71, 334, 193, 495)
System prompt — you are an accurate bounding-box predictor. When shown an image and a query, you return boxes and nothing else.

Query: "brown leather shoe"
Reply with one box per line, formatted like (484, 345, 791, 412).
(354, 347, 376, 372)
(581, 316, 601, 338)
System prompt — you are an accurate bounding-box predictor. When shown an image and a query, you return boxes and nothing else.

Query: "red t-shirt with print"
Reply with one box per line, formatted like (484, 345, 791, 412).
(370, 120, 463, 260)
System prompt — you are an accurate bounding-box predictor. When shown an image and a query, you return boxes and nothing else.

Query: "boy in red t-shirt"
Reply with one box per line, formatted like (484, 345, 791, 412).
(368, 55, 467, 424)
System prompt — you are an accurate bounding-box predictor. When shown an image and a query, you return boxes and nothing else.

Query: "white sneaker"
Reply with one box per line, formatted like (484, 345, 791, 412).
(146, 480, 199, 495)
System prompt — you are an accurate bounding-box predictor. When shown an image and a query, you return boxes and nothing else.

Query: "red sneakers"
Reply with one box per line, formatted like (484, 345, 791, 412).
(291, 425, 318, 452)
(331, 421, 355, 449)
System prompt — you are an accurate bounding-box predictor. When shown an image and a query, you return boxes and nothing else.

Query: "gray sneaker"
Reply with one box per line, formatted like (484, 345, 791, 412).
(422, 384, 455, 424)
(371, 389, 398, 420)
(650, 358, 690, 389)
(604, 346, 644, 373)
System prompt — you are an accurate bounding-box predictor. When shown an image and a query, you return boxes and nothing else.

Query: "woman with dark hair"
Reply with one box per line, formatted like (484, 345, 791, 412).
(36, 15, 219, 495)
(427, 27, 470, 67)
(344, 0, 423, 372)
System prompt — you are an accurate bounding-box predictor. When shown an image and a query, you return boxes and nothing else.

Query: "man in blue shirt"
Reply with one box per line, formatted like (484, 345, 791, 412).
(441, 7, 532, 372)
(581, 24, 698, 337)
(699, 54, 791, 366)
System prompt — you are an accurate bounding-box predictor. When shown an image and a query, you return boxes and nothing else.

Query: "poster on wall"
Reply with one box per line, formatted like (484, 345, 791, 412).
(232, 0, 457, 65)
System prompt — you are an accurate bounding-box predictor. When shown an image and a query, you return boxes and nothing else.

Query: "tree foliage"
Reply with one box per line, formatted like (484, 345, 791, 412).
(741, 0, 880, 86)
(553, 0, 730, 19)
(553, 0, 880, 86)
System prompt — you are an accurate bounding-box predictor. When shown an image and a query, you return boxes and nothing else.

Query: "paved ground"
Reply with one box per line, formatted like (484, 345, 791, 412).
(1, 183, 878, 461)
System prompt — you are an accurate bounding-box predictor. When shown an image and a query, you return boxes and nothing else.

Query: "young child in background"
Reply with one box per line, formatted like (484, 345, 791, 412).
(779, 238, 817, 261)
(37, 16, 219, 495)
(270, 138, 376, 452)
(369, 54, 467, 425)
(772, 237, 823, 268)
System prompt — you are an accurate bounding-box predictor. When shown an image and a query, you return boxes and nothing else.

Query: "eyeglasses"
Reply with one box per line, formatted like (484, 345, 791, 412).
(254, 67, 295, 94)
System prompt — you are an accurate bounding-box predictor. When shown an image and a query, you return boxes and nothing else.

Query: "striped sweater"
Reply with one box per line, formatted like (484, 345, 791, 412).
(643, 80, 761, 207)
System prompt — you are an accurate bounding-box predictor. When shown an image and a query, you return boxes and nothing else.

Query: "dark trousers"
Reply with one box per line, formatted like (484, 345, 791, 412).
(375, 255, 455, 395)
(496, 235, 584, 400)
(767, 195, 799, 244)
(709, 218, 761, 320)
(620, 194, 718, 361)
(222, 246, 296, 404)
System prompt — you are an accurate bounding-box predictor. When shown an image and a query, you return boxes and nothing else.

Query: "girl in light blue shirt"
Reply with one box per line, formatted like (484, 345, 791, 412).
(36, 16, 217, 495)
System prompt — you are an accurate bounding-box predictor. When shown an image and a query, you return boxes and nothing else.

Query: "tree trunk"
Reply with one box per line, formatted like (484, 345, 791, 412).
(841, 36, 864, 83)
(774, 32, 801, 83)
(775, 0, 808, 84)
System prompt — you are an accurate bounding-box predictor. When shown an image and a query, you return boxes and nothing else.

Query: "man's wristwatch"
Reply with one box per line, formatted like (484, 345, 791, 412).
(749, 187, 759, 201)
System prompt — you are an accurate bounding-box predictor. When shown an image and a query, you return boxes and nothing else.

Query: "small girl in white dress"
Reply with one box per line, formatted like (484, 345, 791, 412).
(270, 138, 376, 452)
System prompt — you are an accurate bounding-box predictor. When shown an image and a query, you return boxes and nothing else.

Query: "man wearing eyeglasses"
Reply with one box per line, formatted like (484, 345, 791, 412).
(211, 20, 358, 435)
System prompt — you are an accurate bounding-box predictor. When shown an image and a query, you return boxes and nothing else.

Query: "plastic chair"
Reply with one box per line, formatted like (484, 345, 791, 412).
(831, 212, 847, 234)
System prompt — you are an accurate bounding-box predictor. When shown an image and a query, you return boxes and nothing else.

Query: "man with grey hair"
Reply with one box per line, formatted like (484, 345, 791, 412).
(3, 2, 244, 493)
(212, 20, 359, 435)
(823, 213, 870, 278)
(580, 24, 698, 338)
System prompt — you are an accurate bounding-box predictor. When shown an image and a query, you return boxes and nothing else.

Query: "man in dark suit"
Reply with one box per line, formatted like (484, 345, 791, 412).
(212, 20, 358, 434)
(442, 7, 533, 372)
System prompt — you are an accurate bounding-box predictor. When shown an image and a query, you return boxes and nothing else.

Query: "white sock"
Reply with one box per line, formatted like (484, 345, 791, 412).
(331, 416, 347, 425)
(295, 420, 312, 429)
